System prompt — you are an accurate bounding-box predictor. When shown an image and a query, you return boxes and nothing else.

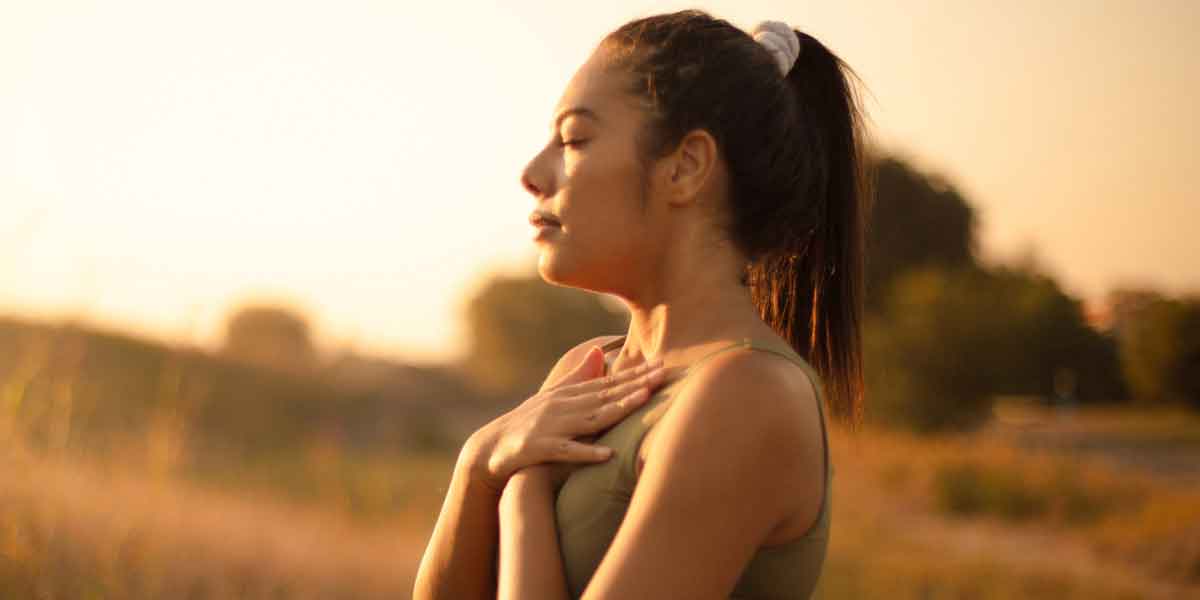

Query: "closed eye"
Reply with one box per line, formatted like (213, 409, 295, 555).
(560, 138, 588, 149)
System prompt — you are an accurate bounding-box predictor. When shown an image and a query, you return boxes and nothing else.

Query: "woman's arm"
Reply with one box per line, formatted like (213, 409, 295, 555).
(412, 437, 501, 600)
(498, 469, 572, 600)
(497, 349, 824, 599)
(413, 336, 665, 600)
(413, 340, 597, 600)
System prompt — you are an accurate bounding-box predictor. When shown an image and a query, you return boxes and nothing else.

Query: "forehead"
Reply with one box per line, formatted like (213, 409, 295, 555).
(552, 50, 639, 128)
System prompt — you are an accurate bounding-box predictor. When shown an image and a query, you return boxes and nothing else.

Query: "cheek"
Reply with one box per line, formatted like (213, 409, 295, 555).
(567, 146, 644, 209)
(554, 136, 651, 252)
(569, 165, 644, 243)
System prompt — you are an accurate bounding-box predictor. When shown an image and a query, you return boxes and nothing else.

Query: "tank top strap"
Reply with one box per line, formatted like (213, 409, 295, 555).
(739, 339, 833, 483)
(601, 336, 767, 384)
(680, 337, 760, 376)
(604, 335, 833, 484)
(701, 338, 832, 482)
(599, 335, 626, 354)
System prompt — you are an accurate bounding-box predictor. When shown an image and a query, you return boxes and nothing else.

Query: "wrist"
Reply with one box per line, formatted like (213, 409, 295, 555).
(508, 468, 555, 496)
(455, 435, 503, 499)
(501, 469, 554, 509)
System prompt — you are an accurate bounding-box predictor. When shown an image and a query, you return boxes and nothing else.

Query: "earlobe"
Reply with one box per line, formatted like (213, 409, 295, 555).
(661, 160, 690, 207)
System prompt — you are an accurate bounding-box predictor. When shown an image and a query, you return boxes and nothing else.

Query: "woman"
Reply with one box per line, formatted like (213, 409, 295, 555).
(414, 9, 869, 599)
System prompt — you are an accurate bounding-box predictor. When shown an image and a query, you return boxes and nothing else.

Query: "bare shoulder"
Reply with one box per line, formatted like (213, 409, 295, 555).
(647, 347, 822, 463)
(642, 347, 826, 540)
(571, 345, 828, 597)
(538, 334, 625, 392)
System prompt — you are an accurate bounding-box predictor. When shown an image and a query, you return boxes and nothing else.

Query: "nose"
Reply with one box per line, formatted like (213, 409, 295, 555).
(520, 150, 553, 199)
(520, 170, 542, 198)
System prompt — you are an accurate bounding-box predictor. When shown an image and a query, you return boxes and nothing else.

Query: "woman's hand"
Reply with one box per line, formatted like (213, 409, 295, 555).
(461, 346, 668, 496)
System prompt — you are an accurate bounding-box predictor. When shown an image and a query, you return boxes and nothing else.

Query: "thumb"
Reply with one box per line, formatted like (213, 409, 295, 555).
(559, 345, 606, 385)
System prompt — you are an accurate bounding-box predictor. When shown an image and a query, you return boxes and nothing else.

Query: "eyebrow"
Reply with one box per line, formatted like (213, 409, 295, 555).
(552, 106, 601, 129)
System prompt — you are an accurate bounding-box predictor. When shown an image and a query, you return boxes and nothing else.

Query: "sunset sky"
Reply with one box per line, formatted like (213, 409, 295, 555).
(2, 0, 1196, 363)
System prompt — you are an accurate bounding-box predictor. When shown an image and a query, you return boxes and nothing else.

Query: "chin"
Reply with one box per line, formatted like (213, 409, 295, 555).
(536, 251, 576, 288)
(537, 250, 599, 292)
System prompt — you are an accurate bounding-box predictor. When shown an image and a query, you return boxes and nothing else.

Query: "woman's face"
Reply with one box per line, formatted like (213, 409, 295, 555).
(520, 49, 667, 296)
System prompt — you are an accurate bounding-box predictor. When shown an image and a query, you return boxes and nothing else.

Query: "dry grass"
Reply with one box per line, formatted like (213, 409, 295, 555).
(3, 404, 1200, 598)
(0, 441, 445, 599)
(820, 416, 1200, 598)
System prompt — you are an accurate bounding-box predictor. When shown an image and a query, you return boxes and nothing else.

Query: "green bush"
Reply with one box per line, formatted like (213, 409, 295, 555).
(933, 460, 1048, 521)
(1116, 292, 1200, 407)
(932, 458, 1147, 526)
(866, 262, 1118, 433)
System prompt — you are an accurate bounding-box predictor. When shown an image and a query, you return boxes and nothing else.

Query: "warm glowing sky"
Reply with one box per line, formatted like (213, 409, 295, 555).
(2, 0, 1197, 363)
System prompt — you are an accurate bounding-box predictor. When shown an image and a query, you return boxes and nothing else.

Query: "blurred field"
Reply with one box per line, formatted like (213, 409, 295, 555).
(0, 445, 436, 599)
(1, 319, 1199, 598)
(2, 404, 1199, 598)
(815, 403, 1200, 599)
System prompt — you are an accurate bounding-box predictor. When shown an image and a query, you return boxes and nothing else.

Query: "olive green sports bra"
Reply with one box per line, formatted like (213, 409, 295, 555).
(553, 335, 833, 599)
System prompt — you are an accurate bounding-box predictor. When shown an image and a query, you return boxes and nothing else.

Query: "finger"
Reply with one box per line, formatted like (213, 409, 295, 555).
(558, 358, 665, 398)
(553, 346, 607, 387)
(574, 387, 654, 433)
(585, 366, 671, 408)
(538, 438, 615, 463)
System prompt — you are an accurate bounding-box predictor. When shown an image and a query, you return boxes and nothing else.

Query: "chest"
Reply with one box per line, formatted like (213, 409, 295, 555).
(552, 381, 677, 595)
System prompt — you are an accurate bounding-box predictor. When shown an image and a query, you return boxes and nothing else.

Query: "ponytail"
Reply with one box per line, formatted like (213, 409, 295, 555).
(604, 12, 873, 431)
(746, 31, 871, 431)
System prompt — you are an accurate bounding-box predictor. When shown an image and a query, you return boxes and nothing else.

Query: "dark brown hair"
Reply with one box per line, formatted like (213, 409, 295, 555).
(602, 10, 872, 430)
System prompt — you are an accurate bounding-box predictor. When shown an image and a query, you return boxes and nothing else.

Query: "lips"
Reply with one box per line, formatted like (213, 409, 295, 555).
(529, 211, 562, 228)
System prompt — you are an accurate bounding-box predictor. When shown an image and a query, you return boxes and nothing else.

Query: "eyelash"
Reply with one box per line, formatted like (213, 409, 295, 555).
(559, 138, 587, 149)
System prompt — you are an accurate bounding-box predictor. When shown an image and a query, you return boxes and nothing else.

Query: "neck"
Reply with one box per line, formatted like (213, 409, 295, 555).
(609, 239, 775, 370)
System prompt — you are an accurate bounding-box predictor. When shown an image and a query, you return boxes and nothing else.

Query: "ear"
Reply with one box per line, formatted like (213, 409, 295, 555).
(661, 128, 719, 208)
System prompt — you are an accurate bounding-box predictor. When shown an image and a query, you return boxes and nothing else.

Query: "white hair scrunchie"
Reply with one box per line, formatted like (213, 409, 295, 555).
(751, 20, 801, 77)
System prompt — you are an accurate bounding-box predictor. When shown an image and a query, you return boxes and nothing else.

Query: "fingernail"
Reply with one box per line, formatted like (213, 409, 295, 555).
(596, 446, 613, 458)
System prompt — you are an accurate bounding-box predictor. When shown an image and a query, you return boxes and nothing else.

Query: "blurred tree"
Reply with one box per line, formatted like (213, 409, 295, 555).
(859, 154, 1132, 431)
(865, 261, 1125, 432)
(221, 305, 318, 376)
(865, 265, 1005, 432)
(1116, 293, 1200, 407)
(864, 156, 978, 314)
(461, 272, 630, 400)
(980, 263, 1126, 403)
(1105, 287, 1166, 340)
